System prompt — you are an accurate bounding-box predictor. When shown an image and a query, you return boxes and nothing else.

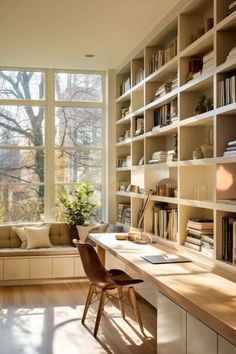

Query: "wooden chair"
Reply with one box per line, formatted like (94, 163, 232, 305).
(74, 240, 144, 337)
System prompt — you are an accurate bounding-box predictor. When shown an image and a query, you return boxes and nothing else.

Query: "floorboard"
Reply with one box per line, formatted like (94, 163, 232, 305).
(0, 282, 157, 354)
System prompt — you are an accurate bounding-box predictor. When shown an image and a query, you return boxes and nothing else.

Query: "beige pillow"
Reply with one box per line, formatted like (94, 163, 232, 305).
(12, 226, 27, 249)
(24, 225, 52, 249)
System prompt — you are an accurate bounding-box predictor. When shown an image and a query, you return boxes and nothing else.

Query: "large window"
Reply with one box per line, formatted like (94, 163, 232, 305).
(0, 69, 104, 223)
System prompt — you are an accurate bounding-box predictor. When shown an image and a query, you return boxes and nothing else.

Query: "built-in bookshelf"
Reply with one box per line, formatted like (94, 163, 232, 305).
(114, 0, 236, 275)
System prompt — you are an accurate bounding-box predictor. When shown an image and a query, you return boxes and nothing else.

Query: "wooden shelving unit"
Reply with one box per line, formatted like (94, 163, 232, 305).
(114, 0, 236, 275)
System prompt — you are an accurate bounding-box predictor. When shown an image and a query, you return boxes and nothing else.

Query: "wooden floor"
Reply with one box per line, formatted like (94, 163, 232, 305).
(0, 282, 157, 354)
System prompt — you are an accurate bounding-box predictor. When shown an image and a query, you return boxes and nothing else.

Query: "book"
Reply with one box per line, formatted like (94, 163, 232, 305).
(184, 241, 201, 251)
(186, 236, 202, 246)
(187, 219, 213, 230)
(187, 227, 213, 236)
(201, 235, 214, 244)
(229, 0, 236, 10)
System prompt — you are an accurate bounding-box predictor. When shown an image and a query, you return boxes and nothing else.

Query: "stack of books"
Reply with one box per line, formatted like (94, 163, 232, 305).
(149, 151, 167, 164)
(120, 77, 131, 95)
(202, 51, 214, 73)
(154, 81, 172, 99)
(228, 0, 236, 16)
(223, 139, 236, 157)
(184, 218, 214, 254)
(117, 203, 130, 223)
(123, 207, 131, 226)
(153, 203, 178, 241)
(222, 216, 236, 263)
(218, 73, 236, 106)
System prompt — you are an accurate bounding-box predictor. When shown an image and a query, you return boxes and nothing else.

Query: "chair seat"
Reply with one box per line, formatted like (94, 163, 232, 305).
(108, 268, 143, 287)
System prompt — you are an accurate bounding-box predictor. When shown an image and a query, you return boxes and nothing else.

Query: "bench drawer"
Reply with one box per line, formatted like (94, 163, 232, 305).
(30, 258, 53, 279)
(53, 257, 74, 278)
(4, 258, 29, 280)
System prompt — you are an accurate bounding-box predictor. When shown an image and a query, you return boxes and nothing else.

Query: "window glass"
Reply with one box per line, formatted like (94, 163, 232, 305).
(55, 73, 102, 102)
(0, 149, 44, 183)
(55, 149, 102, 184)
(55, 107, 102, 147)
(0, 71, 45, 100)
(0, 106, 45, 146)
(0, 184, 44, 222)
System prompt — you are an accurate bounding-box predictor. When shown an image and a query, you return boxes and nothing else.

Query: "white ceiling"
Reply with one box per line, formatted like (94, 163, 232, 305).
(0, 0, 183, 70)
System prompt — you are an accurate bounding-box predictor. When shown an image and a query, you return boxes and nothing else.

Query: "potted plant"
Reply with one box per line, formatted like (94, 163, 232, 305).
(59, 181, 98, 242)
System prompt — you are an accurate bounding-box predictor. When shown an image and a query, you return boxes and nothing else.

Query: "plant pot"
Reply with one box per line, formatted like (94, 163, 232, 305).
(69, 224, 79, 245)
(76, 225, 96, 243)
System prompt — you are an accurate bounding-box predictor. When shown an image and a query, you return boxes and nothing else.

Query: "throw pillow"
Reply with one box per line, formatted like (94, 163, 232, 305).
(12, 226, 27, 249)
(76, 225, 96, 243)
(91, 223, 109, 234)
(24, 225, 52, 249)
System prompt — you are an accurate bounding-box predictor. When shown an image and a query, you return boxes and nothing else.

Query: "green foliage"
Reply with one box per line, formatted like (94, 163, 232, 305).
(59, 181, 97, 226)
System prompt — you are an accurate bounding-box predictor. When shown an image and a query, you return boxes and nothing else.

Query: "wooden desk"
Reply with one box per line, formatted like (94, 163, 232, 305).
(89, 233, 236, 348)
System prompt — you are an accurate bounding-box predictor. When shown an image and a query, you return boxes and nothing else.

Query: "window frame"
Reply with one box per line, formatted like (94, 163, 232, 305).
(0, 67, 106, 223)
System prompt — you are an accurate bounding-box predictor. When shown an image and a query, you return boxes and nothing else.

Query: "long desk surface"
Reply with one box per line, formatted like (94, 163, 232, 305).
(89, 233, 236, 346)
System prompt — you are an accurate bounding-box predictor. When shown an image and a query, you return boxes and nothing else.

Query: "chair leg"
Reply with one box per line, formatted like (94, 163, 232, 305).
(118, 287, 125, 319)
(128, 287, 144, 334)
(94, 289, 106, 337)
(82, 283, 95, 324)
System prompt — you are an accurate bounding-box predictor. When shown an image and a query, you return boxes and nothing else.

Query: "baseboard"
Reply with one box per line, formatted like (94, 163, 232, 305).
(0, 277, 88, 286)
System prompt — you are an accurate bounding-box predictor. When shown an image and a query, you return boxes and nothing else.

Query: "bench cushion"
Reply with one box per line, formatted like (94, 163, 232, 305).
(0, 245, 78, 257)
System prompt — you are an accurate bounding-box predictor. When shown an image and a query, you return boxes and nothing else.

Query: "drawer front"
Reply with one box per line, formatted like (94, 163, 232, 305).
(53, 257, 74, 278)
(30, 258, 53, 279)
(187, 313, 217, 354)
(4, 258, 30, 280)
(157, 292, 186, 354)
(218, 336, 236, 354)
(0, 259, 3, 280)
(74, 256, 86, 277)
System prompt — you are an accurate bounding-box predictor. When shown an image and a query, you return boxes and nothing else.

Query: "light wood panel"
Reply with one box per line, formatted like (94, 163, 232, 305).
(52, 257, 74, 278)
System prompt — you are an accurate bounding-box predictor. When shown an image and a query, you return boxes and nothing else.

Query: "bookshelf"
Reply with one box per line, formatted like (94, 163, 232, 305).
(114, 0, 236, 275)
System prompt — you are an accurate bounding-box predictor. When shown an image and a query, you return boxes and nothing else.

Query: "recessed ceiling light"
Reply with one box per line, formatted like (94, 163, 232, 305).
(84, 54, 95, 58)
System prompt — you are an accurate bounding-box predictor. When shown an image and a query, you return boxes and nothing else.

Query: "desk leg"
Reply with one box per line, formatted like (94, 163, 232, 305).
(97, 245, 105, 265)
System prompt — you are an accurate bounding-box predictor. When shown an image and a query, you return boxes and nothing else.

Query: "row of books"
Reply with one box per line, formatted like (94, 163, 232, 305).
(222, 216, 236, 263)
(227, 0, 236, 16)
(120, 77, 131, 96)
(148, 37, 177, 75)
(218, 73, 236, 107)
(117, 203, 131, 225)
(184, 218, 214, 257)
(153, 203, 177, 241)
(153, 99, 178, 128)
(135, 67, 144, 85)
(223, 139, 236, 157)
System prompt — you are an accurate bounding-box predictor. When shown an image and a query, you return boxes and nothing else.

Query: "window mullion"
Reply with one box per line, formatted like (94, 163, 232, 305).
(44, 69, 55, 221)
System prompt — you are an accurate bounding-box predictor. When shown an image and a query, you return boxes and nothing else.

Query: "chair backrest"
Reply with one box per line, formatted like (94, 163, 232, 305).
(75, 242, 115, 289)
